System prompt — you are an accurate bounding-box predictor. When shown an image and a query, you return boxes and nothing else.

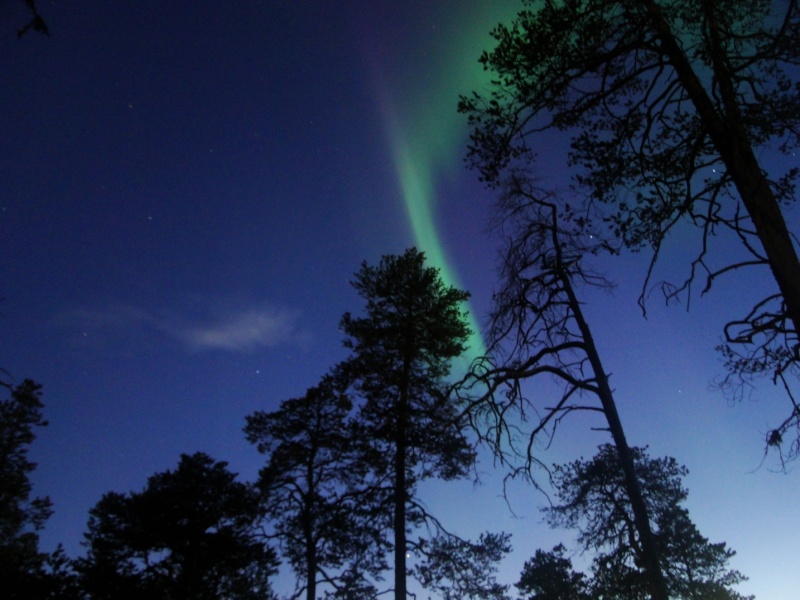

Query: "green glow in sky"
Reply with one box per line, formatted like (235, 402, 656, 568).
(376, 1, 519, 361)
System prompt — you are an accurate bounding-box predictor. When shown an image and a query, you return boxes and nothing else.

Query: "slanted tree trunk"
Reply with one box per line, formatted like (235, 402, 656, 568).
(562, 272, 670, 600)
(548, 200, 670, 600)
(645, 0, 800, 336)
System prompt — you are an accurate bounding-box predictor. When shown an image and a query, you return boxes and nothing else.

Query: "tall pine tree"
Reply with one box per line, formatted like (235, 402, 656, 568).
(337, 248, 476, 599)
(244, 376, 385, 599)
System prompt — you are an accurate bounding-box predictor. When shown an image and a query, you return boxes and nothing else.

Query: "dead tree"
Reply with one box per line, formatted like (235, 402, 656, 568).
(459, 175, 669, 600)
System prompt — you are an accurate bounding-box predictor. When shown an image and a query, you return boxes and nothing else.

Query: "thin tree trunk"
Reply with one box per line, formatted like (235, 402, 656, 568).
(306, 540, 316, 600)
(543, 195, 669, 600)
(305, 454, 317, 600)
(562, 273, 670, 600)
(304, 510, 316, 600)
(394, 412, 407, 599)
(545, 207, 670, 600)
(394, 358, 410, 599)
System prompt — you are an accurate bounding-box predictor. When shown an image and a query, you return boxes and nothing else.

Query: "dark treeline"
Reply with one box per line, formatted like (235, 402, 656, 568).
(1, 249, 510, 599)
(2, 250, 753, 600)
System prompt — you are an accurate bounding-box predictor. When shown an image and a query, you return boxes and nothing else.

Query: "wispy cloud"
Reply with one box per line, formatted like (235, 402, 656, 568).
(58, 301, 309, 353)
(171, 307, 305, 352)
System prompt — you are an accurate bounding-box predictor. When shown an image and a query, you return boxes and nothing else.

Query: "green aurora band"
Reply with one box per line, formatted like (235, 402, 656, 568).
(377, 2, 519, 361)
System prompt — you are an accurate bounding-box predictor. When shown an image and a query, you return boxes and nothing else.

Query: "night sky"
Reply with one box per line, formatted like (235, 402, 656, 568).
(1, 1, 798, 598)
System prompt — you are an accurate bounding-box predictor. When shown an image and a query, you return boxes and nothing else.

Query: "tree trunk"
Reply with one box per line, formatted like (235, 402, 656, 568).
(644, 0, 800, 338)
(305, 442, 318, 600)
(303, 466, 317, 600)
(545, 198, 669, 600)
(394, 358, 410, 599)
(562, 273, 671, 600)
(306, 543, 316, 600)
(304, 504, 316, 600)
(393, 411, 407, 599)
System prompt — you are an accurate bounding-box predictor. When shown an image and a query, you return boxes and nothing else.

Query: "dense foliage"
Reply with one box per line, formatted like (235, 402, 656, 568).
(525, 445, 754, 600)
(0, 379, 75, 598)
(338, 248, 507, 598)
(245, 376, 384, 599)
(76, 452, 278, 600)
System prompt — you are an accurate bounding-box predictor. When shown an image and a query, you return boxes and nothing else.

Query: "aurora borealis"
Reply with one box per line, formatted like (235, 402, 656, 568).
(367, 1, 520, 360)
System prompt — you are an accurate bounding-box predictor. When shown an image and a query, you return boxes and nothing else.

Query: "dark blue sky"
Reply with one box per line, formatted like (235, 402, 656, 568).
(1, 2, 797, 598)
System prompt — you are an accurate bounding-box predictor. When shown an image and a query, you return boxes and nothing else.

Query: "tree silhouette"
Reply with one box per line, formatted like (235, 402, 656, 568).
(460, 0, 800, 460)
(1, 380, 51, 573)
(516, 544, 591, 600)
(337, 248, 507, 599)
(244, 375, 385, 599)
(76, 452, 278, 600)
(0, 378, 75, 598)
(16, 1, 49, 38)
(458, 177, 669, 600)
(540, 445, 753, 600)
(412, 531, 511, 600)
